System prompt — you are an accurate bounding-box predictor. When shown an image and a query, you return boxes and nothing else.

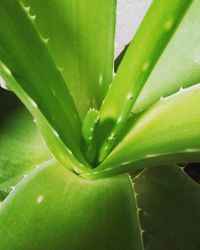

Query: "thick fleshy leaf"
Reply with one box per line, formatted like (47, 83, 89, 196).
(0, 160, 143, 250)
(96, 0, 192, 163)
(0, 89, 52, 193)
(0, 1, 85, 163)
(91, 84, 200, 178)
(133, 165, 200, 250)
(134, 0, 200, 113)
(21, 0, 116, 119)
(0, 68, 90, 174)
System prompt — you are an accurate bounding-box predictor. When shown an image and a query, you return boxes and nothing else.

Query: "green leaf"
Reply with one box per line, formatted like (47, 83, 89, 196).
(0, 89, 52, 193)
(92, 84, 200, 178)
(0, 160, 143, 250)
(0, 1, 85, 163)
(96, 0, 192, 163)
(0, 66, 91, 174)
(134, 0, 200, 113)
(133, 165, 200, 250)
(21, 0, 116, 119)
(82, 108, 99, 164)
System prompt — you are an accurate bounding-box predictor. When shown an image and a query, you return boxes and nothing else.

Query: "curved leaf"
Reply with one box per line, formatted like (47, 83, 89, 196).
(0, 1, 85, 162)
(92, 84, 200, 177)
(134, 0, 200, 113)
(0, 89, 52, 193)
(0, 68, 90, 174)
(21, 0, 116, 119)
(96, 0, 192, 163)
(0, 160, 143, 250)
(134, 165, 200, 250)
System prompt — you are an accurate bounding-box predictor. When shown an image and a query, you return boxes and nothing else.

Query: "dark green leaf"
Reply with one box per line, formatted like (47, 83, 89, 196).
(0, 90, 52, 192)
(134, 165, 200, 250)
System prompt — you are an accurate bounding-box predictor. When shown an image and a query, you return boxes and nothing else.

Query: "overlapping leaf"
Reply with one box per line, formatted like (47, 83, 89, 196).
(0, 90, 52, 193)
(0, 1, 88, 166)
(91, 84, 200, 178)
(96, 0, 192, 163)
(134, 0, 200, 113)
(21, 0, 116, 119)
(0, 160, 143, 250)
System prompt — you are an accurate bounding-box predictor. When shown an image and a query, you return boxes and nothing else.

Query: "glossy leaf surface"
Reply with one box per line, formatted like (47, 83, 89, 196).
(0, 67, 90, 174)
(0, 1, 84, 162)
(0, 160, 143, 250)
(21, 0, 116, 119)
(134, 0, 200, 113)
(96, 0, 192, 162)
(93, 84, 200, 177)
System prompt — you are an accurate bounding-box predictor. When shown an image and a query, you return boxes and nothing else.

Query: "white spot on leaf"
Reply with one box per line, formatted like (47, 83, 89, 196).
(36, 195, 43, 204)
(108, 134, 115, 141)
(127, 92, 133, 100)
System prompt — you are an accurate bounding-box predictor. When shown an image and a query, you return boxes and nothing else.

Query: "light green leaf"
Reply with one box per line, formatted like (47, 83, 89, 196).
(134, 0, 200, 113)
(0, 89, 52, 193)
(0, 67, 90, 174)
(92, 84, 200, 178)
(134, 165, 200, 250)
(21, 0, 116, 119)
(0, 160, 143, 250)
(96, 0, 192, 163)
(0, 1, 84, 162)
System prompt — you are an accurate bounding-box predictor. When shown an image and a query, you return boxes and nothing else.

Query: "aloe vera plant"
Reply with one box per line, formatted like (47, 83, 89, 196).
(1, 0, 200, 249)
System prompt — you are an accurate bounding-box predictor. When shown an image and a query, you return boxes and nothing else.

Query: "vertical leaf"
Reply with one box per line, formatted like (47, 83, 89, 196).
(96, 0, 192, 163)
(21, 0, 117, 119)
(134, 0, 200, 113)
(0, 64, 91, 175)
(0, 1, 87, 164)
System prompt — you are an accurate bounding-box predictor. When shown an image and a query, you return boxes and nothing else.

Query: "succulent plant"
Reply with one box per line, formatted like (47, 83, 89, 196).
(0, 0, 200, 249)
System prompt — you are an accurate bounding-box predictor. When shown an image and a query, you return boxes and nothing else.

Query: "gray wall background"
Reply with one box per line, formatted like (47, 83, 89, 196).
(115, 0, 152, 56)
